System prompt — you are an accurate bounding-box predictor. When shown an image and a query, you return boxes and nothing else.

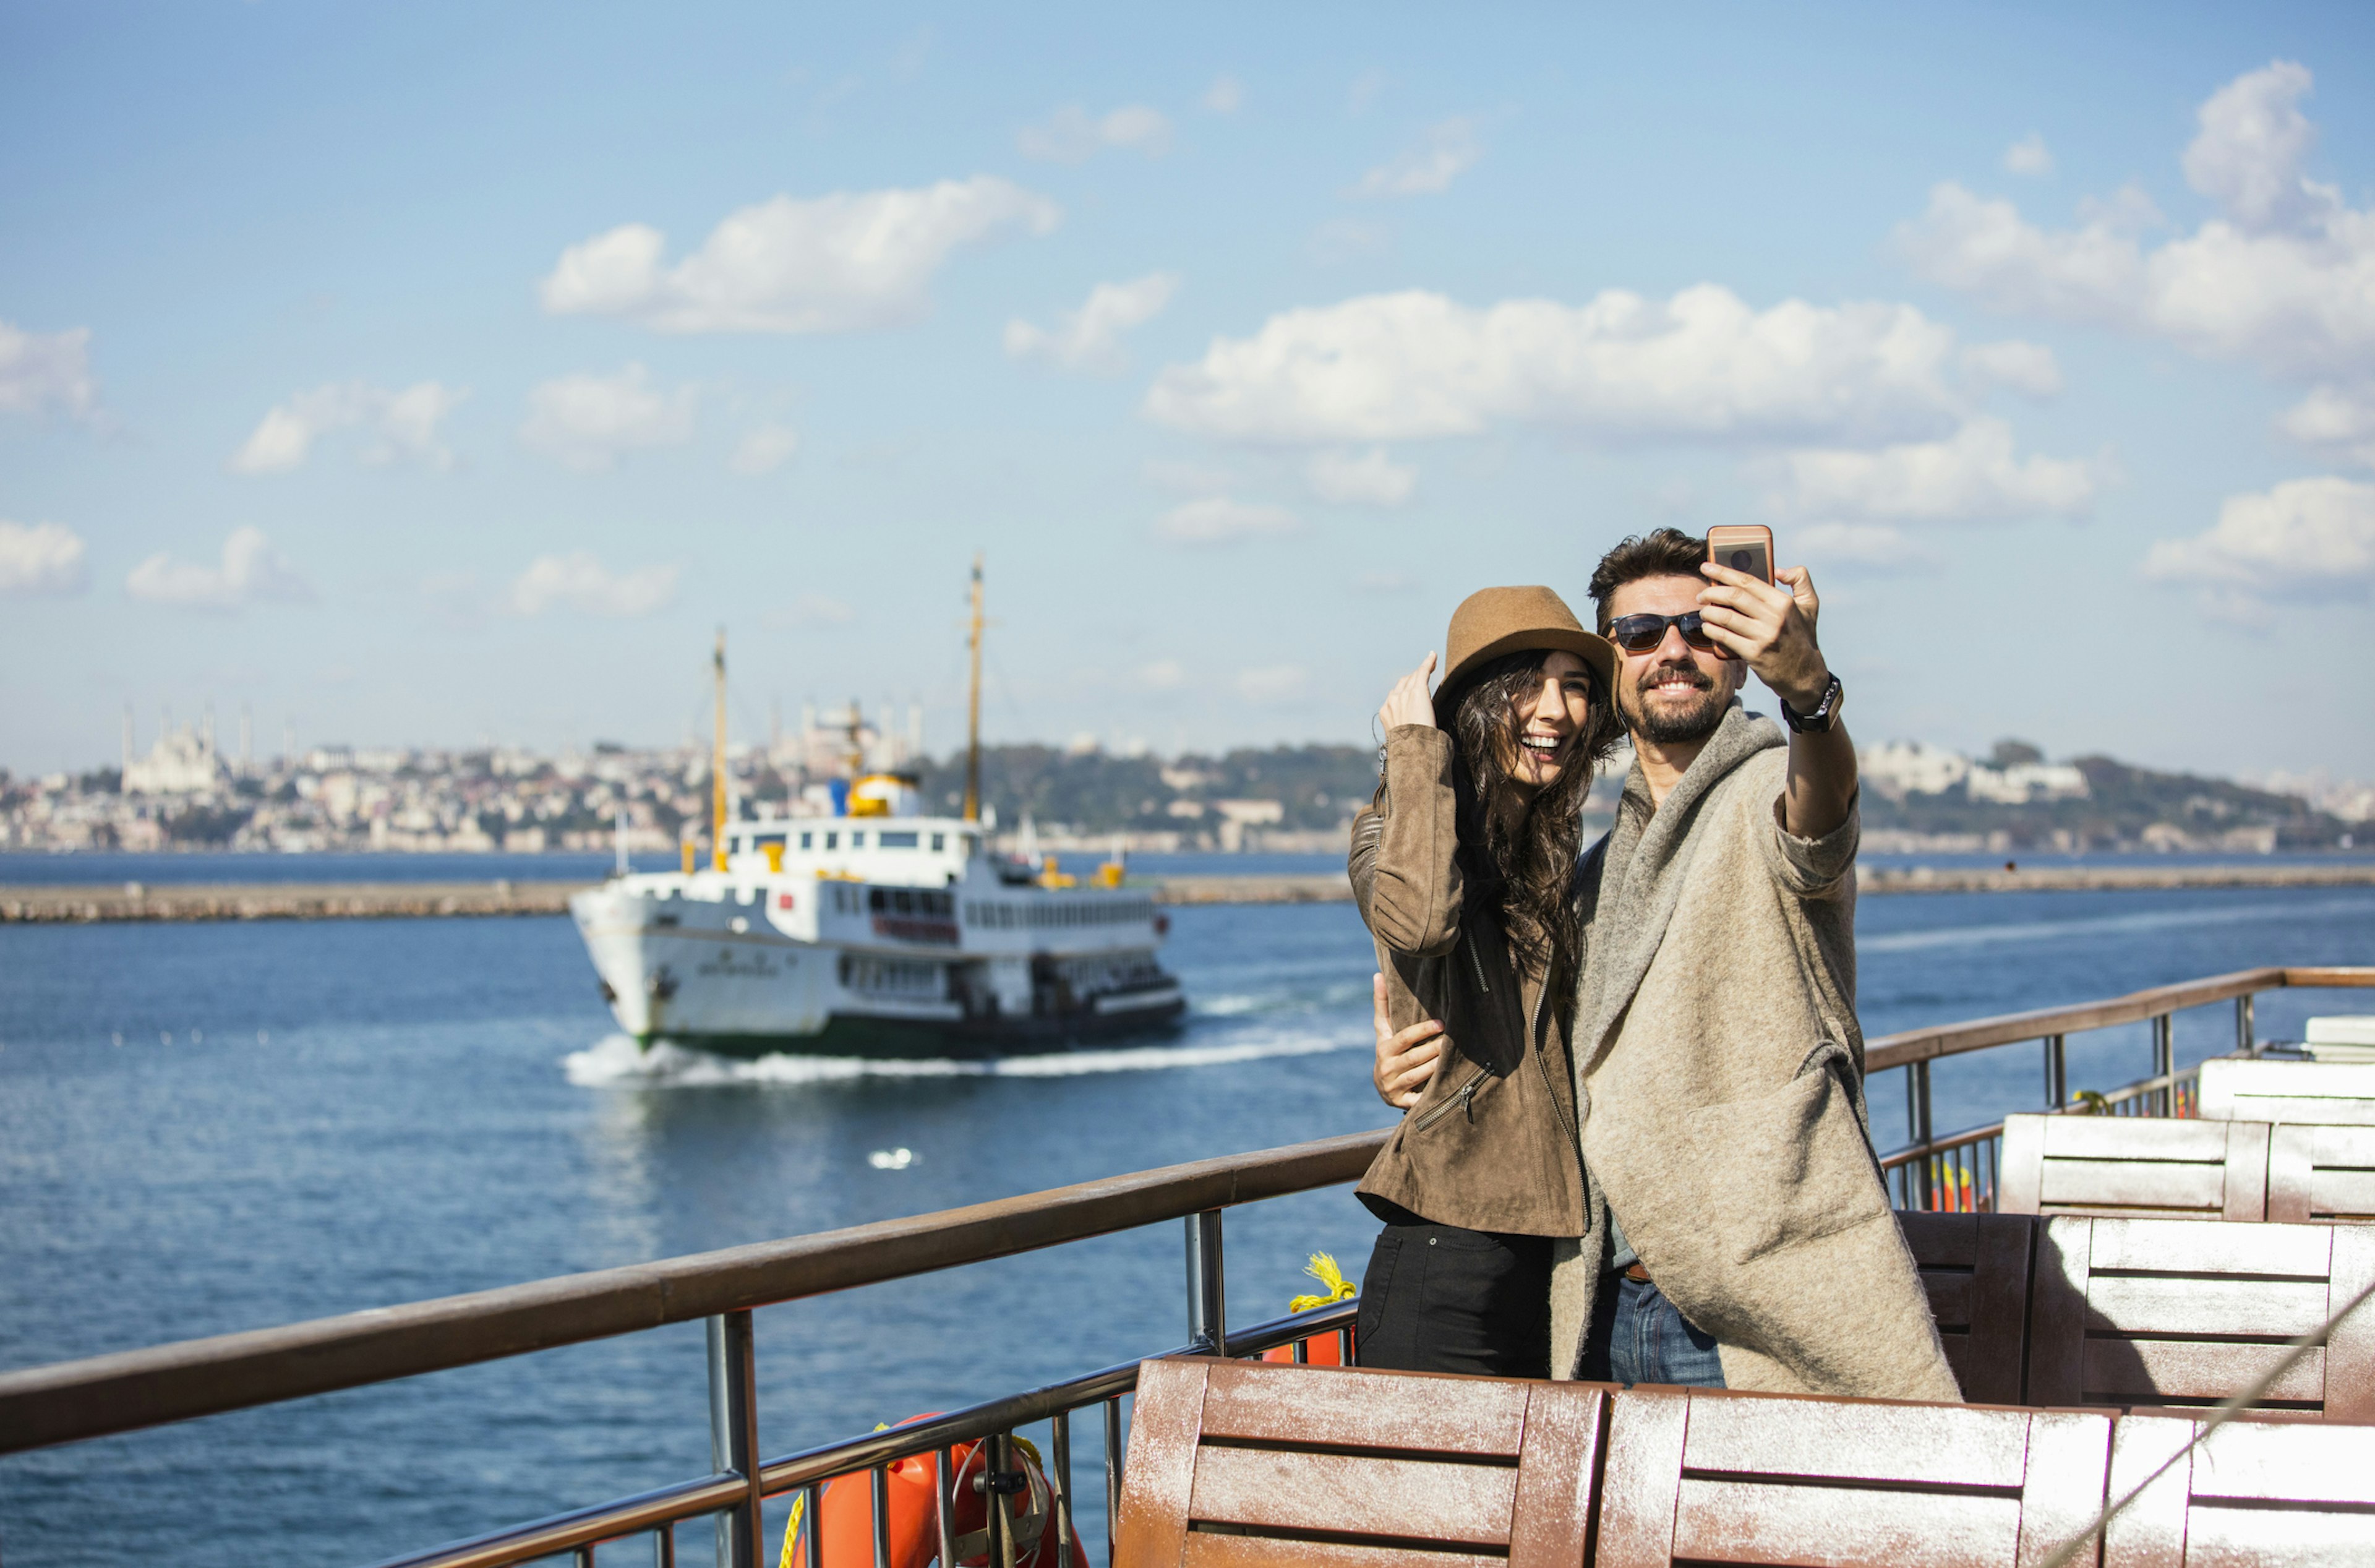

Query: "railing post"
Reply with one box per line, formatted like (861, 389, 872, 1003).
(708, 1312, 761, 1568)
(2237, 993, 2256, 1056)
(1185, 1209, 1226, 1354)
(1905, 1060, 1935, 1210)
(2152, 1013, 2173, 1116)
(2042, 1034, 2066, 1110)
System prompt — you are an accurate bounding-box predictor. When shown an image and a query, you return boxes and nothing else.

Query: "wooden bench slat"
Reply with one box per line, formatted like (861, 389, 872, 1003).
(2083, 1275, 2330, 1337)
(1681, 1394, 2029, 1488)
(1902, 1212, 2034, 1405)
(2185, 1418, 2375, 1506)
(2327, 1223, 2375, 1424)
(2040, 1117, 2233, 1160)
(1198, 1361, 1528, 1455)
(1505, 1383, 1604, 1568)
(1188, 1447, 1517, 1545)
(1671, 1477, 2021, 1567)
(2013, 1412, 2112, 1568)
(2219, 1095, 2375, 1126)
(2087, 1217, 2330, 1277)
(1594, 1386, 1690, 1568)
(2105, 1413, 2375, 1567)
(1926, 1272, 1975, 1325)
(1119, 1358, 1212, 1568)
(2311, 1168, 2375, 1219)
(2038, 1159, 2225, 1211)
(2079, 1339, 2326, 1403)
(1179, 1533, 1502, 1568)
(2201, 1058, 2375, 1126)
(2308, 1123, 2375, 1163)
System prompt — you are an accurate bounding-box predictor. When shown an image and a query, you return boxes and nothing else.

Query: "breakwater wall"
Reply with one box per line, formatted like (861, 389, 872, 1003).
(4, 862, 2375, 925)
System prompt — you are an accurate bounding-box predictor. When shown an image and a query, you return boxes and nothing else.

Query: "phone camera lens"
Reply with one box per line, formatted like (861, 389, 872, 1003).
(1730, 550, 1752, 571)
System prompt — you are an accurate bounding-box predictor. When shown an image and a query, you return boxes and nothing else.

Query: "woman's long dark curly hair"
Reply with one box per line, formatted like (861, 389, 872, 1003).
(1445, 649, 1624, 984)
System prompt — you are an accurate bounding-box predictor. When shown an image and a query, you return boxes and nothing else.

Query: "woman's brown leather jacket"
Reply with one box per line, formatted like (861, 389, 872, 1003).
(1348, 725, 1586, 1236)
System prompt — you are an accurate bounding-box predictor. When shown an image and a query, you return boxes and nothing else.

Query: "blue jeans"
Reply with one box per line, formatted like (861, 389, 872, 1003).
(1580, 1274, 1726, 1387)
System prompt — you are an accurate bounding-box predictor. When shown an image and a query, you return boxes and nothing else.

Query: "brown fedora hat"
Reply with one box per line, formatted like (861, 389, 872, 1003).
(1435, 586, 1617, 720)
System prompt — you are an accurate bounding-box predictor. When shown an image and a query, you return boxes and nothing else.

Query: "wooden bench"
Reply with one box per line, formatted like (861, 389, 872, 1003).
(2000, 1114, 2270, 1221)
(1597, 1385, 2111, 1568)
(2027, 1215, 2375, 1421)
(1113, 1357, 1609, 1568)
(2104, 1412, 2375, 1566)
(1901, 1210, 2036, 1405)
(2199, 1058, 2375, 1126)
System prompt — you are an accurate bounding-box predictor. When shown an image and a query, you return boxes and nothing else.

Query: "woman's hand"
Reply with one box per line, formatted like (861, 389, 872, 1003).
(1376, 651, 1438, 732)
(1372, 972, 1446, 1109)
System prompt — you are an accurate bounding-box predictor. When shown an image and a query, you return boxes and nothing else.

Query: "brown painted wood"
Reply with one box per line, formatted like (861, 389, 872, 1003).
(1593, 1386, 1688, 1568)
(2079, 1339, 2325, 1405)
(2001, 1116, 2047, 1217)
(2086, 1217, 2330, 1277)
(1187, 1448, 1517, 1545)
(2026, 1217, 2094, 1407)
(1179, 1536, 1501, 1568)
(2221, 1120, 2270, 1221)
(2100, 1414, 2193, 1568)
(1604, 1387, 2110, 1567)
(1504, 1382, 1606, 1568)
(2106, 1414, 2375, 1567)
(2201, 1059, 2375, 1126)
(2044, 1118, 2233, 1162)
(2013, 1411, 2112, 1568)
(1969, 1214, 2039, 1407)
(2039, 1160, 2227, 1215)
(2083, 1276, 2329, 1339)
(2324, 1222, 2375, 1424)
(1866, 968, 2293, 1074)
(1117, 1358, 1210, 1568)
(1197, 1361, 1528, 1455)
(2268, 1125, 2317, 1224)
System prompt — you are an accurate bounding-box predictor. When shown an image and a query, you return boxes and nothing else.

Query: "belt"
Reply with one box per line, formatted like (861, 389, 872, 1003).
(1621, 1262, 1653, 1284)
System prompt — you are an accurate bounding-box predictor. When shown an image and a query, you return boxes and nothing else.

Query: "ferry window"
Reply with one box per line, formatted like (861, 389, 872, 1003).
(756, 834, 786, 850)
(824, 831, 839, 850)
(868, 888, 886, 912)
(800, 832, 813, 850)
(850, 831, 867, 849)
(930, 833, 946, 852)
(879, 831, 919, 849)
(893, 889, 915, 914)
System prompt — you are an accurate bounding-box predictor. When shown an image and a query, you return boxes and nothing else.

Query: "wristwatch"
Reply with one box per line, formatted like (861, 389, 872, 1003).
(1779, 672, 1844, 734)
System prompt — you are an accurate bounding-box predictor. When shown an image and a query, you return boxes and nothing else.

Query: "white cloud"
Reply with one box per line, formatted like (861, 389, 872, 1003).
(2003, 134, 2055, 178)
(0, 321, 98, 421)
(508, 552, 679, 617)
(1016, 105, 1173, 163)
(126, 526, 314, 610)
(1896, 63, 2375, 380)
(1146, 285, 1967, 447)
(1136, 658, 1187, 690)
(1142, 456, 1236, 495)
(730, 424, 800, 475)
(519, 365, 696, 471)
(230, 380, 464, 473)
(1236, 664, 1309, 703)
(1352, 118, 1478, 198)
(1305, 446, 1416, 507)
(1960, 340, 2063, 398)
(0, 520, 89, 596)
(539, 177, 1060, 335)
(1307, 218, 1390, 265)
(1004, 273, 1179, 374)
(1155, 496, 1300, 545)
(1792, 521, 1938, 571)
(2145, 475, 2375, 614)
(1203, 76, 1243, 115)
(2278, 385, 2375, 468)
(1774, 418, 2100, 523)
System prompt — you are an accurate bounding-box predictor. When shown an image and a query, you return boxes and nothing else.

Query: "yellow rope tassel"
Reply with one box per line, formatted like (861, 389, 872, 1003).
(1287, 1252, 1356, 1314)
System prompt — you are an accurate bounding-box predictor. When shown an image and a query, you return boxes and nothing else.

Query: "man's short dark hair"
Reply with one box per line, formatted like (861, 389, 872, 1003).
(1586, 528, 1706, 635)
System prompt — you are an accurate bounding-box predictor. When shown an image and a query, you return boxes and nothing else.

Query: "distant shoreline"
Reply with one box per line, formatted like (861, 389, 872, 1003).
(7, 860, 2375, 923)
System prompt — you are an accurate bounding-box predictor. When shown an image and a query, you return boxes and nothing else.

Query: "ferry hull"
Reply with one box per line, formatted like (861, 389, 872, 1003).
(649, 998, 1188, 1061)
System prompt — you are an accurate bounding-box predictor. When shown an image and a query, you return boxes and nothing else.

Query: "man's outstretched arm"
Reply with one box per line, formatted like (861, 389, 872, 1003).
(1697, 559, 1855, 839)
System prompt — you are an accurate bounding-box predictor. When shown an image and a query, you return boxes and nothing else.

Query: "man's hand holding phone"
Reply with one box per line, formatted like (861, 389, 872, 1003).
(1695, 557, 1829, 712)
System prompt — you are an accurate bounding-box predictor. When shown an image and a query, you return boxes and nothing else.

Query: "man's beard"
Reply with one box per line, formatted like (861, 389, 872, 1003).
(1622, 660, 1729, 745)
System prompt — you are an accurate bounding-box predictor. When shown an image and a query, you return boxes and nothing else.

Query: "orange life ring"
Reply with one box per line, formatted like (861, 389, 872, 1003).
(780, 1416, 1090, 1568)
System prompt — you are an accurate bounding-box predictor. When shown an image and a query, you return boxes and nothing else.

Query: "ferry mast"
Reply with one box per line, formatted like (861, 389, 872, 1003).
(963, 554, 984, 824)
(711, 628, 729, 872)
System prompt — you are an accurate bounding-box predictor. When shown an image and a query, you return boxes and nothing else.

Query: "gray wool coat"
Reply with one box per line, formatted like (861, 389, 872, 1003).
(1547, 703, 1961, 1402)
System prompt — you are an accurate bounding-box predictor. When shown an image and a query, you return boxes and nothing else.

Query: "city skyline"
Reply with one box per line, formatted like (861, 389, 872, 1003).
(6, 4, 2375, 776)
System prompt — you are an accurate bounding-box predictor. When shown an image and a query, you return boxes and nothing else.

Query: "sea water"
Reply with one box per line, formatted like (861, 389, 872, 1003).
(1, 880, 2371, 1566)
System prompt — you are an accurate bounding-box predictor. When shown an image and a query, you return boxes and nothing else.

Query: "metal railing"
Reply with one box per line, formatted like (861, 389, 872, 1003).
(1, 964, 2369, 1568)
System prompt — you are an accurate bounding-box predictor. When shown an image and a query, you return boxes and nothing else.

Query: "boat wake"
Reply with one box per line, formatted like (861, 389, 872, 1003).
(562, 1023, 1367, 1089)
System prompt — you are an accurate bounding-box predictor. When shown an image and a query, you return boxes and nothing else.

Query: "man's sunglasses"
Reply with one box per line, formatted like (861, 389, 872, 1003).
(1606, 612, 1734, 658)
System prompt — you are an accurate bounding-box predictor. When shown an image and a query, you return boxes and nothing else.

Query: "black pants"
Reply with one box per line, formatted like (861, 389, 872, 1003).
(1353, 1217, 1552, 1379)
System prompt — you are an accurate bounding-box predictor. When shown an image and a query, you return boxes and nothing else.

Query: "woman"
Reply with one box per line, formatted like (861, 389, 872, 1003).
(1346, 585, 1622, 1377)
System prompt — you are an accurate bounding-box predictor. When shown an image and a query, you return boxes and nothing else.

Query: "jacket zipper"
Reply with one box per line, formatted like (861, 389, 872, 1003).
(1412, 1067, 1486, 1132)
(1464, 932, 1491, 993)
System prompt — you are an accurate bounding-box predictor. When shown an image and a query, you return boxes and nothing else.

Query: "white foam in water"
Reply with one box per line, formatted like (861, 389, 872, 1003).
(563, 1024, 1365, 1089)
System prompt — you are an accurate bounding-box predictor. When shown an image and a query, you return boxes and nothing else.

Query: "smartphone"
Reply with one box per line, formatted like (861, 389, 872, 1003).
(1707, 525, 1774, 585)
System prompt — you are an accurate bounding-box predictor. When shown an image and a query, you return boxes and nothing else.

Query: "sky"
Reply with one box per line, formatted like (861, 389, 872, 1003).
(5, 2, 2374, 778)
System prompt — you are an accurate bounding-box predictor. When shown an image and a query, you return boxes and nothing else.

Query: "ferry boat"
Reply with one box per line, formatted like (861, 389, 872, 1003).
(568, 558, 1185, 1057)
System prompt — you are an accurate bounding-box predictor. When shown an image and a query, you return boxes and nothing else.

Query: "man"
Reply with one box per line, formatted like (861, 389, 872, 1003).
(1369, 528, 1958, 1400)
